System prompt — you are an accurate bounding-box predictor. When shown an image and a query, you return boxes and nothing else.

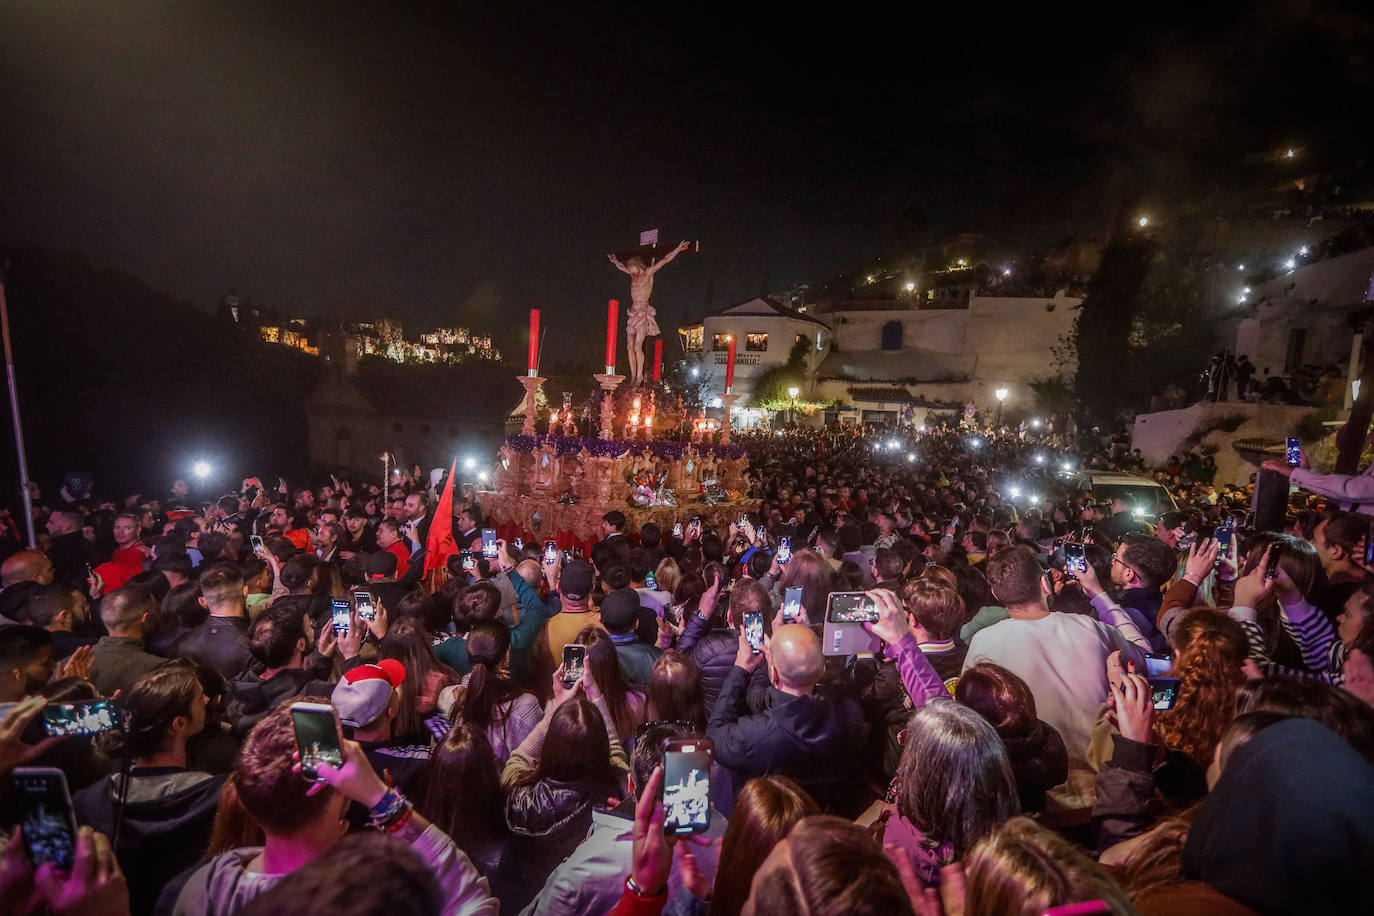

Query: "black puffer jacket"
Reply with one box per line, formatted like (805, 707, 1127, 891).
(503, 776, 621, 912)
(677, 604, 738, 710)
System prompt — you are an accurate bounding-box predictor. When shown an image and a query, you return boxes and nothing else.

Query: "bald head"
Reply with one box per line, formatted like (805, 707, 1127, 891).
(2, 551, 54, 588)
(769, 624, 824, 693)
(515, 559, 542, 588)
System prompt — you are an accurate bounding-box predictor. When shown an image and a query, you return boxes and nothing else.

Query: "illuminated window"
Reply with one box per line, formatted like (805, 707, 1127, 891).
(712, 333, 732, 351)
(745, 333, 768, 352)
(682, 326, 704, 352)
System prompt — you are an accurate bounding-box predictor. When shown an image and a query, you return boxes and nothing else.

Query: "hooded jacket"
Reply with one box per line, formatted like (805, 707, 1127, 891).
(504, 776, 622, 912)
(224, 667, 336, 739)
(73, 767, 225, 916)
(1182, 717, 1374, 915)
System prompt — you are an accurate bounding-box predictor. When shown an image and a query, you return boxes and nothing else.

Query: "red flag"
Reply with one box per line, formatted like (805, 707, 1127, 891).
(424, 458, 460, 576)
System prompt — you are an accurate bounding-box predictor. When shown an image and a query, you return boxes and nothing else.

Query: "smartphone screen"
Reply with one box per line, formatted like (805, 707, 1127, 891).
(1286, 437, 1301, 467)
(331, 598, 351, 634)
(513, 537, 524, 551)
(827, 591, 879, 624)
(251, 534, 265, 557)
(782, 586, 804, 623)
(743, 612, 764, 653)
(562, 644, 586, 686)
(353, 591, 376, 622)
(543, 540, 558, 565)
(1148, 677, 1182, 711)
(461, 550, 476, 572)
(1144, 653, 1172, 677)
(41, 699, 120, 738)
(481, 529, 498, 559)
(291, 703, 343, 780)
(690, 517, 701, 531)
(662, 741, 713, 835)
(777, 537, 792, 565)
(12, 768, 78, 870)
(646, 570, 657, 589)
(672, 523, 683, 538)
(1367, 519, 1374, 567)
(1064, 543, 1087, 575)
(1264, 544, 1283, 580)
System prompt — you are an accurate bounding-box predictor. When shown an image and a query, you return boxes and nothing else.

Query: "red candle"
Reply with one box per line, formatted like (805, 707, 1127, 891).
(605, 300, 619, 373)
(725, 334, 737, 391)
(652, 338, 662, 382)
(528, 309, 540, 375)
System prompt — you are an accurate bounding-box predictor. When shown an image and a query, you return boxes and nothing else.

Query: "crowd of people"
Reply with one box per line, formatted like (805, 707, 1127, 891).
(0, 422, 1372, 916)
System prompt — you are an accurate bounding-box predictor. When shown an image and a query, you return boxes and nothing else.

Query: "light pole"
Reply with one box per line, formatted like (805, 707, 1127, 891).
(995, 387, 1008, 429)
(788, 386, 799, 427)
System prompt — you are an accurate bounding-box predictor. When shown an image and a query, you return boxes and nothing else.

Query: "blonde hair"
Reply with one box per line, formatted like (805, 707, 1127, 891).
(963, 817, 1139, 916)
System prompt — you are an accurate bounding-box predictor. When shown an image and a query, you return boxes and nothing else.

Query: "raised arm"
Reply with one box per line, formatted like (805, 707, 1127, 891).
(644, 240, 690, 276)
(607, 253, 632, 274)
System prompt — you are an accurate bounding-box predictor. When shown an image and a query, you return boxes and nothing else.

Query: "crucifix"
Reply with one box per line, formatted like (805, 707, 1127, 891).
(607, 232, 698, 386)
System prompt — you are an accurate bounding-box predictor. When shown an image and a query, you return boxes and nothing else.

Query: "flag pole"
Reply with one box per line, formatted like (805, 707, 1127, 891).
(0, 262, 36, 547)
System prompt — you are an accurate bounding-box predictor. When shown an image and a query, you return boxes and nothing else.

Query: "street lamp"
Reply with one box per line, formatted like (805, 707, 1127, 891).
(994, 387, 1009, 428)
(787, 386, 799, 426)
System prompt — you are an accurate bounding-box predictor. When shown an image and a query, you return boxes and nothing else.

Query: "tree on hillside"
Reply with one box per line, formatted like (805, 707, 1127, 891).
(751, 338, 813, 411)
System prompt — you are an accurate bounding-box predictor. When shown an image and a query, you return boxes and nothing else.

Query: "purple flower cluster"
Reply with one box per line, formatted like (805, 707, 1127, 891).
(503, 434, 745, 461)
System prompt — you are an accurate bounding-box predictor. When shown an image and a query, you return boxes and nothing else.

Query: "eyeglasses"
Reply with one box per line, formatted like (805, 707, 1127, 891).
(1110, 554, 1141, 579)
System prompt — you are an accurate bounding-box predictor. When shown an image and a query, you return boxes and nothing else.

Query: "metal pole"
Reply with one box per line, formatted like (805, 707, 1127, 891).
(0, 264, 37, 547)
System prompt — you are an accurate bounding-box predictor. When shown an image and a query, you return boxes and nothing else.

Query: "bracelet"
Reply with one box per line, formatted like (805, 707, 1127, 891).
(380, 801, 415, 834)
(367, 788, 410, 827)
(625, 875, 666, 899)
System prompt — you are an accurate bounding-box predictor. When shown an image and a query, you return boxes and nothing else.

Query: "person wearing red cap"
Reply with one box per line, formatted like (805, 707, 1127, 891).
(331, 659, 430, 815)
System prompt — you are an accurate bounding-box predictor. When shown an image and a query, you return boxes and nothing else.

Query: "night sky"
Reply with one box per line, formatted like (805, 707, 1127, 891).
(2, 1, 1372, 362)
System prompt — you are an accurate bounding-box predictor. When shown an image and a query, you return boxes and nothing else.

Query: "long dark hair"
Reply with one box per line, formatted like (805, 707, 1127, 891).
(708, 776, 820, 916)
(577, 626, 640, 738)
(453, 621, 523, 732)
(380, 619, 461, 740)
(100, 662, 198, 761)
(508, 698, 617, 790)
(418, 723, 506, 852)
(646, 652, 707, 731)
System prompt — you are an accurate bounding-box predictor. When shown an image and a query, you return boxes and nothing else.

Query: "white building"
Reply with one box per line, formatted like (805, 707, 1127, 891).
(678, 297, 833, 395)
(677, 291, 1079, 426)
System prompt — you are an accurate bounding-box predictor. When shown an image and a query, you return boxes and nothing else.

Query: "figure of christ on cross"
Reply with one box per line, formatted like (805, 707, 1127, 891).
(608, 239, 692, 386)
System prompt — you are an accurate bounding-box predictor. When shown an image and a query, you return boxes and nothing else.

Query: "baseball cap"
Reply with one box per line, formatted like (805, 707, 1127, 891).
(599, 588, 643, 633)
(360, 551, 399, 580)
(559, 559, 595, 601)
(331, 659, 406, 728)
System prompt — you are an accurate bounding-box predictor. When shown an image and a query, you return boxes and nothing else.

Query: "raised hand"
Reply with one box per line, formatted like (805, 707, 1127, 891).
(864, 588, 910, 646)
(55, 646, 93, 683)
(1184, 537, 1218, 583)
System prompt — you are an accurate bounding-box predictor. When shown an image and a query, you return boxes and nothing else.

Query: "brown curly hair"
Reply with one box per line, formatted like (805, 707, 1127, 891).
(1153, 608, 1247, 764)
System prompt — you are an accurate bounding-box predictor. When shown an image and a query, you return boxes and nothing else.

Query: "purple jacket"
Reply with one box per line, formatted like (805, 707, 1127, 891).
(884, 633, 946, 708)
